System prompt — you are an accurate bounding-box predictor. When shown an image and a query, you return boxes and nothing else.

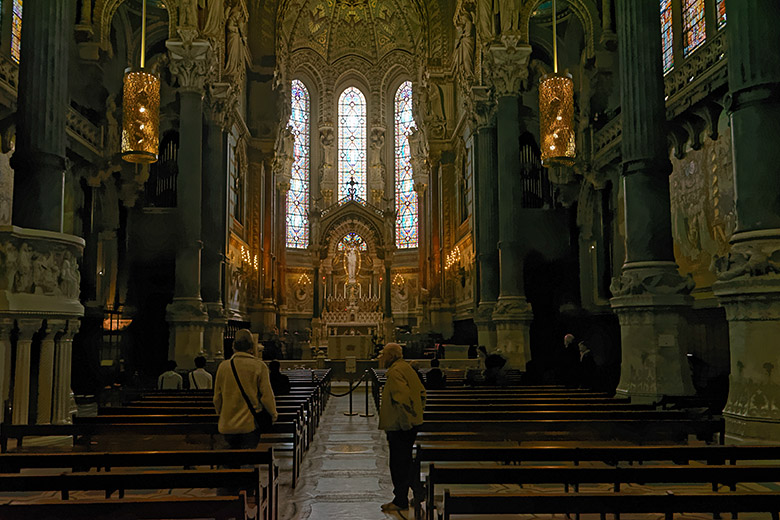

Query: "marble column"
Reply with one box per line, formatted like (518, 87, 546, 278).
(472, 86, 499, 350)
(414, 182, 431, 333)
(35, 320, 63, 425)
(712, 0, 780, 442)
(487, 35, 533, 368)
(277, 182, 290, 331)
(201, 113, 228, 359)
(51, 321, 77, 424)
(610, 0, 694, 402)
(165, 39, 211, 368)
(383, 255, 394, 342)
(11, 0, 69, 232)
(257, 157, 277, 335)
(12, 320, 39, 425)
(0, 320, 12, 412)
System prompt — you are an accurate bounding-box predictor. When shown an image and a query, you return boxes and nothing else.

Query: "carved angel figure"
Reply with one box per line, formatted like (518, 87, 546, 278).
(498, 0, 521, 33)
(273, 125, 295, 179)
(223, 1, 248, 80)
(454, 9, 476, 82)
(200, 0, 226, 39)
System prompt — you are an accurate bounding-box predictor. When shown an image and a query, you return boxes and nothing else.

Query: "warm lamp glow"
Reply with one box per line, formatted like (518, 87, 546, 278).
(539, 72, 575, 168)
(121, 69, 160, 163)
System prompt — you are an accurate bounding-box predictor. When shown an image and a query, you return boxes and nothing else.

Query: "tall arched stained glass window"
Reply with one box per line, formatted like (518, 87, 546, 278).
(394, 81, 418, 249)
(716, 0, 726, 29)
(286, 79, 310, 249)
(682, 0, 706, 56)
(338, 87, 367, 203)
(660, 0, 673, 74)
(11, 0, 22, 63)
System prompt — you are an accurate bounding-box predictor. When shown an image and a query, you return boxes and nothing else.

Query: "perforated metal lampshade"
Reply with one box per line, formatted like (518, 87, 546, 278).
(121, 68, 160, 164)
(539, 72, 576, 168)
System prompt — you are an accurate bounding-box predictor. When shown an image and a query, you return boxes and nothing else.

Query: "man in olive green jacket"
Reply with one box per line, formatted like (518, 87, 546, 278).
(378, 343, 426, 512)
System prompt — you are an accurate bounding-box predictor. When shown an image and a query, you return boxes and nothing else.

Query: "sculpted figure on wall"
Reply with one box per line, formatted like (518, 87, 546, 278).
(319, 124, 336, 187)
(199, 0, 226, 39)
(180, 0, 199, 28)
(369, 128, 386, 190)
(477, 0, 497, 42)
(498, 0, 521, 34)
(273, 125, 295, 181)
(223, 0, 248, 80)
(454, 8, 476, 84)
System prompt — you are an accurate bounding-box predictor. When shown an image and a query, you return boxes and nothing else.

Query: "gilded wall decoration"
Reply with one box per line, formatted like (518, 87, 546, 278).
(669, 133, 735, 293)
(391, 271, 417, 315)
(287, 270, 314, 314)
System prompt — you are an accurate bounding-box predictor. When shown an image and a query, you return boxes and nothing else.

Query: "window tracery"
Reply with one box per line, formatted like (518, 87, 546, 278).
(716, 0, 726, 29)
(337, 232, 368, 251)
(338, 87, 367, 203)
(660, 0, 674, 74)
(286, 79, 311, 249)
(11, 0, 22, 63)
(394, 81, 418, 249)
(682, 0, 706, 56)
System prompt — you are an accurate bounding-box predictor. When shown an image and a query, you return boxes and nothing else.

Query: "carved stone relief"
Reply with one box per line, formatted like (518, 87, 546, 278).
(0, 237, 82, 300)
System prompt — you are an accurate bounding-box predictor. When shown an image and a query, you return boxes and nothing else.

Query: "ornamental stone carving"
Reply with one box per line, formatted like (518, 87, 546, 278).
(485, 34, 532, 97)
(712, 237, 780, 282)
(273, 124, 295, 185)
(166, 39, 212, 92)
(610, 266, 695, 297)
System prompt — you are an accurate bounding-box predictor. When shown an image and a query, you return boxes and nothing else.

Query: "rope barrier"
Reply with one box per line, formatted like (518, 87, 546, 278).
(324, 371, 368, 397)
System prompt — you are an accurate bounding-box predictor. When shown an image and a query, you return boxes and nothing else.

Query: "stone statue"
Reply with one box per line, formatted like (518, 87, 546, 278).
(407, 126, 429, 165)
(345, 246, 360, 284)
(498, 0, 521, 34)
(223, 1, 248, 80)
(60, 251, 80, 299)
(273, 125, 295, 179)
(180, 0, 199, 28)
(454, 9, 476, 82)
(477, 0, 497, 42)
(319, 125, 335, 185)
(368, 128, 386, 187)
(200, 0, 226, 39)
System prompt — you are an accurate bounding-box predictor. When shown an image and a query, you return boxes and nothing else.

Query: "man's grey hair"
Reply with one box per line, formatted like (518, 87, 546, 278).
(234, 329, 255, 352)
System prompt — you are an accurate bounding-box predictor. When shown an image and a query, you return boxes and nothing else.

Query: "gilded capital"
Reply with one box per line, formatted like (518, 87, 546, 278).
(471, 86, 496, 129)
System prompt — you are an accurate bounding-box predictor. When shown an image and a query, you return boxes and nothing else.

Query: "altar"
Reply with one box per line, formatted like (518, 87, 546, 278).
(327, 335, 373, 359)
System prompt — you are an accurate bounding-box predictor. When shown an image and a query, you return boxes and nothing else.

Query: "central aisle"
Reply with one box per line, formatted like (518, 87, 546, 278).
(279, 381, 416, 520)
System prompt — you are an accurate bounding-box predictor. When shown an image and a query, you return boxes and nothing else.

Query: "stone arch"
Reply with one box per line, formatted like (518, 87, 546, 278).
(95, 0, 178, 54)
(323, 215, 384, 260)
(519, 0, 601, 59)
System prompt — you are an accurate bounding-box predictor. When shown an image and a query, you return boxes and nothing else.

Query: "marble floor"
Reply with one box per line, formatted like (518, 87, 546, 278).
(277, 382, 415, 520)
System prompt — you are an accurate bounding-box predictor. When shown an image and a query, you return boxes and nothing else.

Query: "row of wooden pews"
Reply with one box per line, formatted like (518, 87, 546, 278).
(366, 369, 780, 520)
(0, 368, 331, 520)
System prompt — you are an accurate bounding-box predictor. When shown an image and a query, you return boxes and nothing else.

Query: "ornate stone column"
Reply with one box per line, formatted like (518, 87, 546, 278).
(201, 88, 233, 359)
(383, 251, 394, 343)
(51, 321, 77, 424)
(610, 0, 694, 402)
(0, 320, 12, 409)
(35, 320, 63, 425)
(472, 86, 499, 350)
(11, 0, 70, 232)
(12, 320, 39, 425)
(165, 38, 211, 368)
(712, 0, 780, 442)
(487, 35, 533, 368)
(277, 181, 290, 331)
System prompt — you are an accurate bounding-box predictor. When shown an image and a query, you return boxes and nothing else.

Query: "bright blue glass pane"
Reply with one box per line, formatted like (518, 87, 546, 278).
(394, 81, 418, 249)
(286, 79, 310, 249)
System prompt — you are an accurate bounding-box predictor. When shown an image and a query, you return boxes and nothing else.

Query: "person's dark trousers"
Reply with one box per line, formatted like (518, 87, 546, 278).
(386, 426, 420, 508)
(219, 430, 262, 497)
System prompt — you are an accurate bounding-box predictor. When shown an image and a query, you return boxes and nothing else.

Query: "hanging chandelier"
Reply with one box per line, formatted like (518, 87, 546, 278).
(539, 0, 575, 168)
(121, 0, 160, 163)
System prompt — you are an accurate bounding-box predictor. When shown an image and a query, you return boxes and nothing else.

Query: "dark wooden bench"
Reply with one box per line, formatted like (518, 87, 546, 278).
(427, 463, 780, 520)
(0, 447, 278, 520)
(441, 490, 780, 520)
(424, 402, 653, 411)
(0, 495, 249, 520)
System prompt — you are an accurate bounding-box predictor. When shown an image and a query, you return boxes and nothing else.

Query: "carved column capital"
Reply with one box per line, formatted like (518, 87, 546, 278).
(166, 39, 211, 93)
(207, 82, 240, 131)
(485, 34, 532, 97)
(471, 86, 496, 129)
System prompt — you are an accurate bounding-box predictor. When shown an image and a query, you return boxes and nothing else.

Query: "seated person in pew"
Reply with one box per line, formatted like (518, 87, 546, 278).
(189, 355, 213, 390)
(425, 358, 447, 390)
(158, 360, 183, 390)
(268, 360, 291, 395)
(378, 343, 427, 513)
(214, 329, 278, 450)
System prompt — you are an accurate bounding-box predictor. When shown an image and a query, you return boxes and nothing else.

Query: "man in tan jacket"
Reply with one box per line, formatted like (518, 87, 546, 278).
(214, 329, 278, 449)
(378, 343, 426, 512)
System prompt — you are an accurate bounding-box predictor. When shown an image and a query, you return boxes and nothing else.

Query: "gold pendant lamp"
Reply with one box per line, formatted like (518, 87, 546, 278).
(121, 0, 160, 163)
(539, 0, 576, 168)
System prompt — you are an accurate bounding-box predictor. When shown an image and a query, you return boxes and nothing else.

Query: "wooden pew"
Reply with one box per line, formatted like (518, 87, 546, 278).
(0, 447, 278, 520)
(441, 490, 780, 520)
(427, 463, 780, 520)
(0, 495, 249, 520)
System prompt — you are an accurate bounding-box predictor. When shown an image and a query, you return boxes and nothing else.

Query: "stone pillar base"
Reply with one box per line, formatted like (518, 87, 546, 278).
(713, 241, 780, 443)
(204, 303, 226, 360)
(493, 296, 533, 369)
(250, 299, 277, 338)
(475, 302, 497, 350)
(429, 299, 453, 339)
(166, 298, 208, 369)
(610, 293, 695, 403)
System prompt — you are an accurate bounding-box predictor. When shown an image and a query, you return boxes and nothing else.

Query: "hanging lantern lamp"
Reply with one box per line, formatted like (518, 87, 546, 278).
(539, 0, 576, 168)
(121, 0, 160, 163)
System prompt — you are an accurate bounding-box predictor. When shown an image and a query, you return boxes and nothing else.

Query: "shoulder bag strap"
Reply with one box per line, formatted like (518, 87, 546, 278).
(190, 372, 199, 390)
(230, 358, 260, 417)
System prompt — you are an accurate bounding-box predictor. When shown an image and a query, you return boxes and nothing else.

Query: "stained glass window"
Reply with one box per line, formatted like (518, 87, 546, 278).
(660, 0, 673, 74)
(11, 0, 21, 63)
(717, 0, 726, 29)
(394, 81, 418, 249)
(338, 87, 367, 203)
(337, 233, 368, 251)
(682, 0, 706, 56)
(286, 79, 310, 249)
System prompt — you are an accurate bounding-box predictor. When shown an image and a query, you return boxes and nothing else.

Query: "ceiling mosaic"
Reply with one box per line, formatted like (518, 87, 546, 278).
(283, 0, 425, 63)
